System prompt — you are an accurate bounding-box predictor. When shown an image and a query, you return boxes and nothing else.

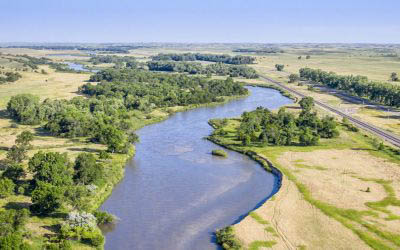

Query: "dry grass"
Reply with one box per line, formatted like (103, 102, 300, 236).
(0, 65, 89, 108)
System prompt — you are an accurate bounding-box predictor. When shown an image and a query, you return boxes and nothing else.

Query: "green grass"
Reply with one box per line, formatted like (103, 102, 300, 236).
(249, 240, 277, 250)
(212, 149, 228, 157)
(249, 212, 269, 225)
(294, 163, 327, 171)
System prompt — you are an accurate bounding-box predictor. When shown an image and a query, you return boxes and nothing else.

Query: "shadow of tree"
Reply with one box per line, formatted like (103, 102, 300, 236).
(67, 147, 101, 153)
(4, 201, 31, 210)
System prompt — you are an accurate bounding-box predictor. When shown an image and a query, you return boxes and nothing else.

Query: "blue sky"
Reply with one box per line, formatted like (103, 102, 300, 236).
(1, 0, 399, 43)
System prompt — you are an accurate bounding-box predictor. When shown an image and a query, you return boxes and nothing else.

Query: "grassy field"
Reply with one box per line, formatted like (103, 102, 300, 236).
(209, 108, 400, 249)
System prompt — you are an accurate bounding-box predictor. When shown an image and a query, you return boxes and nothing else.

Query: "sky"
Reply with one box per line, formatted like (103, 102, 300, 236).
(0, 0, 399, 43)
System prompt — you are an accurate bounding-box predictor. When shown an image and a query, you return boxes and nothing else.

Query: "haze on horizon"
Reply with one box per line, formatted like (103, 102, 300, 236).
(1, 0, 399, 44)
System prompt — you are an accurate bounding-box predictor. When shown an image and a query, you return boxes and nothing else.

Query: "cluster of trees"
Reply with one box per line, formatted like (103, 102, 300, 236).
(299, 68, 400, 107)
(275, 64, 285, 71)
(0, 130, 109, 248)
(288, 73, 300, 83)
(11, 55, 51, 70)
(147, 61, 258, 78)
(232, 97, 339, 146)
(391, 72, 398, 82)
(7, 69, 247, 152)
(89, 55, 137, 68)
(7, 94, 139, 153)
(7, 45, 147, 54)
(0, 209, 31, 249)
(84, 68, 248, 107)
(0, 71, 22, 83)
(151, 53, 256, 64)
(233, 48, 283, 54)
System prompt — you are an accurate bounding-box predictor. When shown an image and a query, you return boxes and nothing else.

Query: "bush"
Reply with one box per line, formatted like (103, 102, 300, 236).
(211, 149, 228, 157)
(216, 226, 241, 250)
(98, 151, 111, 160)
(82, 231, 104, 247)
(0, 178, 15, 198)
(93, 210, 115, 225)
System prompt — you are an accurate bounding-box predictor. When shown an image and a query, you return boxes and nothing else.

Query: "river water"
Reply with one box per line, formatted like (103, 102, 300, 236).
(100, 86, 292, 250)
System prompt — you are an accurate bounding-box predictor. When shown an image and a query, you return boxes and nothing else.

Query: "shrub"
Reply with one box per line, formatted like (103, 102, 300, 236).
(0, 178, 15, 198)
(98, 151, 111, 160)
(211, 149, 228, 157)
(82, 231, 104, 247)
(93, 210, 115, 225)
(216, 226, 241, 250)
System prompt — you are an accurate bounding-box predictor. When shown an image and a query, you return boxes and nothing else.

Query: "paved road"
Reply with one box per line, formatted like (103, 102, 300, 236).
(259, 75, 400, 148)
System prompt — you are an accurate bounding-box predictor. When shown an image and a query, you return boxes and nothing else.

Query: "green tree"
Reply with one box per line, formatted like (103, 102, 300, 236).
(15, 131, 34, 148)
(7, 94, 43, 125)
(275, 64, 284, 71)
(101, 126, 128, 153)
(6, 131, 35, 164)
(299, 97, 314, 113)
(65, 185, 90, 211)
(0, 178, 15, 198)
(288, 73, 300, 83)
(31, 181, 63, 215)
(28, 151, 73, 187)
(299, 128, 319, 146)
(2, 164, 25, 181)
(73, 153, 103, 185)
(391, 72, 399, 81)
(6, 146, 26, 163)
(306, 55, 311, 59)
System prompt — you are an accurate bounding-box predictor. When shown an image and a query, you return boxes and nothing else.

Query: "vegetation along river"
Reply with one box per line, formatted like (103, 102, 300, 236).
(100, 86, 293, 250)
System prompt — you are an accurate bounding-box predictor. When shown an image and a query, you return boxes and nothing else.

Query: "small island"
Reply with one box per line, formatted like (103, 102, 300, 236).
(212, 149, 228, 157)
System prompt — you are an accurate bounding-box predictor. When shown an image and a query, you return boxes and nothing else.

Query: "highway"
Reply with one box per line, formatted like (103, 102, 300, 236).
(259, 75, 400, 148)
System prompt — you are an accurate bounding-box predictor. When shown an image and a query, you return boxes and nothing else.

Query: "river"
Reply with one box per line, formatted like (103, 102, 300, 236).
(100, 86, 292, 250)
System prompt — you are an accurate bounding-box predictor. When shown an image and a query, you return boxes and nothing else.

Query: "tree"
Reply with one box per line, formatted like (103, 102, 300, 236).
(6, 146, 26, 164)
(0, 209, 30, 235)
(0, 232, 31, 249)
(318, 116, 339, 138)
(6, 131, 35, 164)
(28, 151, 73, 187)
(0, 178, 15, 198)
(391, 72, 399, 82)
(275, 64, 284, 71)
(74, 153, 103, 185)
(306, 55, 311, 59)
(31, 181, 63, 215)
(299, 128, 319, 146)
(65, 185, 90, 211)
(7, 94, 43, 125)
(299, 97, 314, 112)
(15, 130, 34, 148)
(298, 56, 302, 60)
(288, 74, 300, 83)
(2, 164, 25, 181)
(101, 126, 128, 153)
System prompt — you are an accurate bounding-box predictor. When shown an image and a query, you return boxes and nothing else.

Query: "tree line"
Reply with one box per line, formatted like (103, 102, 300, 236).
(219, 97, 340, 146)
(89, 55, 138, 68)
(299, 68, 400, 107)
(0, 71, 22, 84)
(7, 69, 247, 152)
(151, 53, 256, 64)
(147, 61, 258, 78)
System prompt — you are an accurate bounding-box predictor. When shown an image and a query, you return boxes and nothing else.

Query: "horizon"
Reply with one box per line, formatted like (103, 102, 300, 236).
(1, 0, 399, 44)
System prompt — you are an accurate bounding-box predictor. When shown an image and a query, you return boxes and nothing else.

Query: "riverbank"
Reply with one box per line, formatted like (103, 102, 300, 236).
(208, 115, 400, 249)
